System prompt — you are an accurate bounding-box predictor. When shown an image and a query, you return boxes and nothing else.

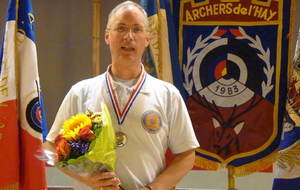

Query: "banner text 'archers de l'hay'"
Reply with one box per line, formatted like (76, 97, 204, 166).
(175, 0, 293, 175)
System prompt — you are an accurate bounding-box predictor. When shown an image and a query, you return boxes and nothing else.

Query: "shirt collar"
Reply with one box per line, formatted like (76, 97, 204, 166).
(106, 64, 150, 93)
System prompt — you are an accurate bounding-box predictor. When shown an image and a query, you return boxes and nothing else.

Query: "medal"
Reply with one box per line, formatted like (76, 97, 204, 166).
(106, 71, 146, 148)
(116, 131, 127, 147)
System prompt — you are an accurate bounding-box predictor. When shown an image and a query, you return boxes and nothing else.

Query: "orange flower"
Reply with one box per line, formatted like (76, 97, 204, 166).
(79, 126, 96, 142)
(55, 134, 71, 157)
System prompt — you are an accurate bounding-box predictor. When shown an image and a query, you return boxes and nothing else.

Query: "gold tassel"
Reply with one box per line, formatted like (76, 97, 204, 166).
(0, 183, 19, 190)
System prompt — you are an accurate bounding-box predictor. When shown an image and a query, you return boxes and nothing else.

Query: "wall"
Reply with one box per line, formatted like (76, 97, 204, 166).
(46, 166, 275, 190)
(0, 0, 300, 189)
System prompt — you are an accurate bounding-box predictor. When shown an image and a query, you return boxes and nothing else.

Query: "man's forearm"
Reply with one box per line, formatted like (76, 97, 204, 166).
(144, 149, 196, 190)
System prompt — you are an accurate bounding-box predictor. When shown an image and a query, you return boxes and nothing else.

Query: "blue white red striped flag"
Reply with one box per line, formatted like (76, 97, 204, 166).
(272, 28, 300, 190)
(0, 0, 48, 189)
(140, 0, 185, 96)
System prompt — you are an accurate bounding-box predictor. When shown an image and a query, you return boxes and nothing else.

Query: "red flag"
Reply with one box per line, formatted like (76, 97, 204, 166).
(0, 0, 47, 189)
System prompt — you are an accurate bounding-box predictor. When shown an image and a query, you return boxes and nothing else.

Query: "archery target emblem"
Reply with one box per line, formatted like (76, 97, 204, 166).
(21, 91, 43, 139)
(141, 110, 162, 134)
(185, 27, 272, 108)
(26, 96, 42, 133)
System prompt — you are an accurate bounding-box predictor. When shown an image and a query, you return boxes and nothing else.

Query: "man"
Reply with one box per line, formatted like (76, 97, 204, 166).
(44, 1, 199, 190)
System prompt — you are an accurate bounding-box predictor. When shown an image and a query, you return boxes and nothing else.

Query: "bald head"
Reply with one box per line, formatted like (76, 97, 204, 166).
(106, 1, 149, 31)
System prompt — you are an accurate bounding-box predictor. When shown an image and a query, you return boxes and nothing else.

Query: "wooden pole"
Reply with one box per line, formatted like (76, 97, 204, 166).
(155, 0, 162, 80)
(227, 165, 238, 190)
(92, 0, 101, 76)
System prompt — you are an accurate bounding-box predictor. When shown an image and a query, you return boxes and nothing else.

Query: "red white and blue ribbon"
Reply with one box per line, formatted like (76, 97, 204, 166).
(106, 71, 147, 125)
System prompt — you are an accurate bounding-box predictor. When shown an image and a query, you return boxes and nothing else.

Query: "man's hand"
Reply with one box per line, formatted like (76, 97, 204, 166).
(59, 166, 121, 190)
(83, 171, 121, 190)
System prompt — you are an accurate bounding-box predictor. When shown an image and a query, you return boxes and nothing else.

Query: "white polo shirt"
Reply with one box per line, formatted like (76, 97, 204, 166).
(46, 65, 199, 190)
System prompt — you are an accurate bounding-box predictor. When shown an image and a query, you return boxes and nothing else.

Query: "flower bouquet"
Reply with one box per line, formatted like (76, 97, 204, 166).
(54, 103, 116, 173)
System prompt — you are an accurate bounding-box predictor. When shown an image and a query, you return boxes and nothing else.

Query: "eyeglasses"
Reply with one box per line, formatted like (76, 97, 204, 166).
(108, 25, 147, 35)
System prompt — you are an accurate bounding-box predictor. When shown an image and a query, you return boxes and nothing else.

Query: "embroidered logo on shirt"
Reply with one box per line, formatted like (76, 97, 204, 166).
(141, 110, 162, 134)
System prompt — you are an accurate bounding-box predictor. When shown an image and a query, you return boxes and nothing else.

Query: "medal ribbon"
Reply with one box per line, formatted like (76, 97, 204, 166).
(106, 71, 147, 125)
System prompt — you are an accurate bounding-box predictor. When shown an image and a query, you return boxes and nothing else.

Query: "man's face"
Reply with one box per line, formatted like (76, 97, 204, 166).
(105, 6, 150, 65)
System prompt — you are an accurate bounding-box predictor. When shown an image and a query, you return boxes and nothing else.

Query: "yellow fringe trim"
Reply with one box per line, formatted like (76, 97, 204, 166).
(195, 156, 222, 170)
(0, 183, 19, 190)
(195, 150, 278, 177)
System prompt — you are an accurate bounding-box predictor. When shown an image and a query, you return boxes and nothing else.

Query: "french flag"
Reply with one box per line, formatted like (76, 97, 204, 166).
(0, 0, 48, 189)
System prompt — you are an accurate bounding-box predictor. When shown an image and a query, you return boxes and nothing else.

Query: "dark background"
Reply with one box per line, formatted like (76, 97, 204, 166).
(0, 0, 299, 131)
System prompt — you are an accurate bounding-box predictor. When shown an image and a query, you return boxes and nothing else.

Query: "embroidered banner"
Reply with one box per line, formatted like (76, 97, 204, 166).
(173, 0, 293, 175)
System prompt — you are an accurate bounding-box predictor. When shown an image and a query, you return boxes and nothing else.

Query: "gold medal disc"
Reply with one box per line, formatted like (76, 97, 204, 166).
(116, 131, 127, 147)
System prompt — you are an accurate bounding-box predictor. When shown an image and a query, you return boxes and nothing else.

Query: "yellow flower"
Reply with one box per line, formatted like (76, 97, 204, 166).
(61, 129, 78, 141)
(61, 113, 92, 141)
(62, 113, 92, 131)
